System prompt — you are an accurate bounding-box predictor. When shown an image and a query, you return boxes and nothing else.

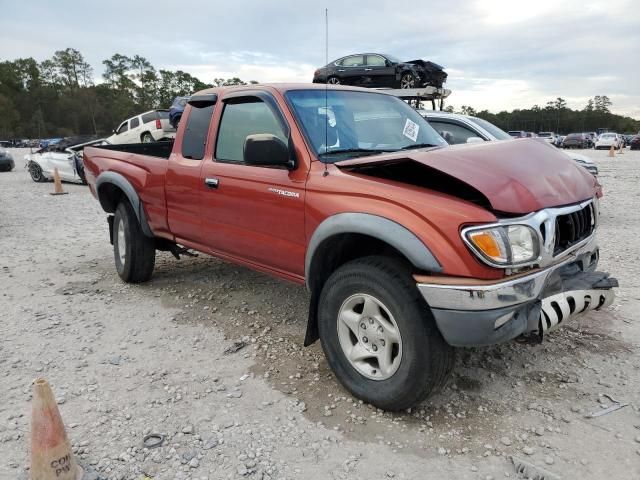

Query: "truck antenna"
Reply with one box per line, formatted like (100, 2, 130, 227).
(323, 7, 329, 177)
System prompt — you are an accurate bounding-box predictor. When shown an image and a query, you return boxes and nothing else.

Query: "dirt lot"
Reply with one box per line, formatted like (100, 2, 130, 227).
(1, 147, 639, 480)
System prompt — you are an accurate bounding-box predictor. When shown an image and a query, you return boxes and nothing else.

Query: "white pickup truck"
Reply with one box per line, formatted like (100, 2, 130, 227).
(106, 110, 176, 144)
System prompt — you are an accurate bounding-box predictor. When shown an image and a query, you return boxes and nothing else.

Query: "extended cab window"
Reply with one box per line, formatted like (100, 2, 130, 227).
(215, 99, 287, 163)
(130, 117, 140, 129)
(182, 104, 215, 160)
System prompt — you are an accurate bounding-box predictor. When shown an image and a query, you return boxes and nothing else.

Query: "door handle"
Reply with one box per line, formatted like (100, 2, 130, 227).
(337, 69, 345, 72)
(204, 177, 219, 189)
(364, 68, 372, 71)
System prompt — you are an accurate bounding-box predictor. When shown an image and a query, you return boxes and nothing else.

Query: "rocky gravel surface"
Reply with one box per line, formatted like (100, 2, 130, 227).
(1, 147, 639, 480)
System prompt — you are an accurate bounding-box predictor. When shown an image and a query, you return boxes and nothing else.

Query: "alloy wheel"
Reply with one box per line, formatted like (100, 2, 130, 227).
(337, 293, 403, 381)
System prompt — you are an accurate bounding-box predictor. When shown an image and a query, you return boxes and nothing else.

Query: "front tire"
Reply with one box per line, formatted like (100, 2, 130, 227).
(28, 162, 47, 182)
(318, 256, 454, 411)
(113, 201, 155, 283)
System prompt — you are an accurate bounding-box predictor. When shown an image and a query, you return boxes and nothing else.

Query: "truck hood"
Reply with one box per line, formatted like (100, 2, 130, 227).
(335, 139, 597, 215)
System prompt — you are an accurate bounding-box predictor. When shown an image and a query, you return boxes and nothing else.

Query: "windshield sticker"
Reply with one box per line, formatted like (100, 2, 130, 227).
(403, 119, 419, 142)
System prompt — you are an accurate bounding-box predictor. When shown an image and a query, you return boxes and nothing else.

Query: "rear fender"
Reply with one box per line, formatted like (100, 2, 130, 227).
(96, 171, 153, 237)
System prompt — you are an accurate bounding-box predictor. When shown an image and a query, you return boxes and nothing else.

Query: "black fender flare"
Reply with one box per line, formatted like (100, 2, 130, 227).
(305, 212, 442, 287)
(303, 213, 442, 346)
(96, 171, 153, 237)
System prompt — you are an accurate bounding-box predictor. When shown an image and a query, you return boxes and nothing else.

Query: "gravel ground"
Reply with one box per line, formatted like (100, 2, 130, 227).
(1, 147, 639, 480)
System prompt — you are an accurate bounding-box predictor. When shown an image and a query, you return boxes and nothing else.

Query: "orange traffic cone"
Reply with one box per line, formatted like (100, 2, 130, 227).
(50, 168, 68, 196)
(608, 145, 615, 157)
(31, 378, 83, 480)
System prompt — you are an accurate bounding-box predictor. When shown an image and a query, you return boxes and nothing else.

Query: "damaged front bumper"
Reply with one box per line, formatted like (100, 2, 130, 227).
(416, 239, 618, 347)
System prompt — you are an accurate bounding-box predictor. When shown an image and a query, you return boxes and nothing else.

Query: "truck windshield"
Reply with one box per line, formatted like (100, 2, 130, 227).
(285, 90, 447, 162)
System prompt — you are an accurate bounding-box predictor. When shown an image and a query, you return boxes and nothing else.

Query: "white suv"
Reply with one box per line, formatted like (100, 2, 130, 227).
(106, 110, 176, 144)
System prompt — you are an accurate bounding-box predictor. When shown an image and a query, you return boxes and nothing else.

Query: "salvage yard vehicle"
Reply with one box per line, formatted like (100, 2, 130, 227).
(563, 133, 590, 149)
(595, 132, 622, 150)
(170, 96, 189, 129)
(83, 84, 617, 411)
(25, 136, 106, 184)
(630, 135, 640, 150)
(0, 148, 15, 171)
(537, 131, 556, 144)
(106, 110, 176, 144)
(313, 53, 447, 89)
(419, 111, 599, 176)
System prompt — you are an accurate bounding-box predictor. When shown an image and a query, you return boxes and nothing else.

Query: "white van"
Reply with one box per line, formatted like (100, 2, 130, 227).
(106, 110, 176, 144)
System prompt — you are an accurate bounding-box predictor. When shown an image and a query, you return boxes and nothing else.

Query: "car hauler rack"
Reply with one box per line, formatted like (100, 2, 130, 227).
(375, 86, 452, 110)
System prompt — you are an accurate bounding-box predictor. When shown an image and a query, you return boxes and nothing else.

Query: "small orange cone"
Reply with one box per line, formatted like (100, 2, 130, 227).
(30, 378, 83, 480)
(608, 145, 615, 157)
(50, 168, 68, 196)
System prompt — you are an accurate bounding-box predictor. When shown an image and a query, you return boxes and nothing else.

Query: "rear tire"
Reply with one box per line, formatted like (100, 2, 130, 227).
(141, 133, 154, 143)
(317, 256, 454, 411)
(327, 76, 340, 85)
(399, 72, 417, 89)
(113, 201, 155, 283)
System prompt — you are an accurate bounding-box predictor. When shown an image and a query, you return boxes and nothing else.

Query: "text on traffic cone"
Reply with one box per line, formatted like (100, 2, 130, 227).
(31, 378, 82, 480)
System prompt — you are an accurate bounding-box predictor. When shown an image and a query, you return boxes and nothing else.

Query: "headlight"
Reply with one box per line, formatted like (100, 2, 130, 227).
(464, 225, 539, 267)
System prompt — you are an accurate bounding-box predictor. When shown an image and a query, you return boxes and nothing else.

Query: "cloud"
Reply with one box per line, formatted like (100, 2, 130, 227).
(0, 0, 638, 118)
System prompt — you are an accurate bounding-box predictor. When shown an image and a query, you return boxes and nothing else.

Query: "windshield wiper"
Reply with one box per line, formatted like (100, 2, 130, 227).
(320, 148, 391, 158)
(395, 143, 440, 151)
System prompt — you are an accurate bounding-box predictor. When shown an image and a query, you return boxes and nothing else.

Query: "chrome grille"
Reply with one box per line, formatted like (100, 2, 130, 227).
(553, 203, 595, 255)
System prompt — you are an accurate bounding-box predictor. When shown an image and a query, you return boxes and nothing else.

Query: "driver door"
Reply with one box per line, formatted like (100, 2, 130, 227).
(199, 93, 308, 279)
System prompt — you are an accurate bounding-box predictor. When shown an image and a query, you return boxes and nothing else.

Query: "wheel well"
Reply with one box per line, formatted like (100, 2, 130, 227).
(304, 233, 414, 347)
(308, 233, 411, 294)
(97, 183, 126, 213)
(141, 131, 152, 140)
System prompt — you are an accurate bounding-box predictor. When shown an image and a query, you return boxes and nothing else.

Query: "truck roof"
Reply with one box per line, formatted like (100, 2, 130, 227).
(192, 83, 391, 97)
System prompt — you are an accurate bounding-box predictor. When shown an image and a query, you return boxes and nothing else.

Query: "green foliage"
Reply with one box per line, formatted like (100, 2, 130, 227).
(0, 48, 256, 138)
(455, 96, 639, 135)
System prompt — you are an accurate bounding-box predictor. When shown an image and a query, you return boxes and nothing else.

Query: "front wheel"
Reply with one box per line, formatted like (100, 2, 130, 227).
(113, 201, 156, 283)
(318, 256, 455, 411)
(28, 162, 47, 182)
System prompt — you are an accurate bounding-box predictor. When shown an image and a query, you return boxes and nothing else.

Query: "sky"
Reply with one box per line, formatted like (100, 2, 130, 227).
(1, 0, 638, 118)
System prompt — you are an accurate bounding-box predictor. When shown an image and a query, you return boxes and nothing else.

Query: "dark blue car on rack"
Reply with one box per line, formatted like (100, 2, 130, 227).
(169, 96, 190, 129)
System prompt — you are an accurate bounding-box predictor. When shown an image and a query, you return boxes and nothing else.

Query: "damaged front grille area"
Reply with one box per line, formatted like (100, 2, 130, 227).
(538, 287, 614, 334)
(553, 202, 595, 255)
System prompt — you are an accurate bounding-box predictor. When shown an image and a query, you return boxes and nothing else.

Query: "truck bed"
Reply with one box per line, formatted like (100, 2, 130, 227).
(97, 141, 173, 159)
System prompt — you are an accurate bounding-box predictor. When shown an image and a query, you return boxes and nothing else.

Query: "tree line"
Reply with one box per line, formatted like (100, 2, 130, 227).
(452, 96, 639, 135)
(1, 47, 638, 139)
(0, 48, 255, 139)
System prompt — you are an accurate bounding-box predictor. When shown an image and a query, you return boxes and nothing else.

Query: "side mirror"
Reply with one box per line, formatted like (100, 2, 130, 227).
(466, 136, 484, 144)
(244, 134, 292, 168)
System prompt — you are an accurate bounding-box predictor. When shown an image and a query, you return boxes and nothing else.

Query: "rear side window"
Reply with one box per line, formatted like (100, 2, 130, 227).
(342, 55, 364, 67)
(157, 110, 169, 119)
(215, 99, 287, 163)
(181, 104, 215, 160)
(141, 112, 157, 124)
(130, 117, 140, 129)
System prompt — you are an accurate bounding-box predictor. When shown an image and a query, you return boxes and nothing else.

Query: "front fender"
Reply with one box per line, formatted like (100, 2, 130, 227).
(305, 212, 442, 286)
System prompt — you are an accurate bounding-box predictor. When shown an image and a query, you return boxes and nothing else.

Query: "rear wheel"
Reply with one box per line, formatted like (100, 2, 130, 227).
(28, 162, 46, 182)
(318, 256, 454, 411)
(141, 133, 154, 143)
(327, 76, 340, 85)
(113, 200, 155, 283)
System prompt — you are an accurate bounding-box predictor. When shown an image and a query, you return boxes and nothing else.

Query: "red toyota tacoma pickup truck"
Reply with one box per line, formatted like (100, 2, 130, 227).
(84, 84, 617, 410)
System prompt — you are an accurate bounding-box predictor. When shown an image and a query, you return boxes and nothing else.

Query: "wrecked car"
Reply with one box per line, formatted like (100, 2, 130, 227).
(25, 136, 107, 184)
(0, 148, 15, 172)
(83, 84, 617, 411)
(313, 53, 447, 89)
